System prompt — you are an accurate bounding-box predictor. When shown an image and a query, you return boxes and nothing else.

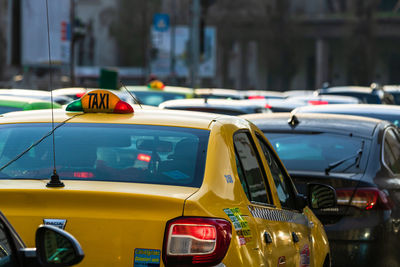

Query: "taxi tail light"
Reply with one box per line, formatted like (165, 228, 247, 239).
(336, 187, 392, 210)
(163, 217, 232, 266)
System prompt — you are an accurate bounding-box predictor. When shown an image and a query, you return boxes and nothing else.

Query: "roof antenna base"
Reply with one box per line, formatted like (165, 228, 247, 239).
(47, 171, 64, 188)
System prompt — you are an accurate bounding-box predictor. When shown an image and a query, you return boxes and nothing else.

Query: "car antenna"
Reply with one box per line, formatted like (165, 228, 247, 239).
(45, 0, 63, 187)
(120, 80, 142, 108)
(288, 113, 299, 127)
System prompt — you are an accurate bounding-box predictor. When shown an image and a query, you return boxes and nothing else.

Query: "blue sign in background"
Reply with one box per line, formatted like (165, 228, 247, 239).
(153, 13, 170, 32)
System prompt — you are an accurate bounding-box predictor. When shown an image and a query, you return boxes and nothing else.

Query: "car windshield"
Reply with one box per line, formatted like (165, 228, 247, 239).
(0, 123, 209, 187)
(265, 132, 369, 174)
(134, 91, 187, 106)
(322, 92, 380, 104)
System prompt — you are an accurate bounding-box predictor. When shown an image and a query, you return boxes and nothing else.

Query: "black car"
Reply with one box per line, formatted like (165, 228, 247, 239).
(383, 85, 400, 105)
(241, 112, 400, 267)
(316, 85, 395, 104)
(292, 103, 400, 127)
(0, 211, 84, 266)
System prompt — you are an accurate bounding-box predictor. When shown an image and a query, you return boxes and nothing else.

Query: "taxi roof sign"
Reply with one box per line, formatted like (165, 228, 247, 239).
(148, 80, 165, 90)
(66, 90, 134, 114)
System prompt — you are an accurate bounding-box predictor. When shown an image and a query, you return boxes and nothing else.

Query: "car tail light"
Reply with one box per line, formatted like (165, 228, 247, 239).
(248, 95, 265, 100)
(137, 153, 151, 162)
(336, 187, 392, 210)
(73, 172, 94, 178)
(308, 100, 329, 105)
(265, 104, 272, 109)
(163, 217, 232, 266)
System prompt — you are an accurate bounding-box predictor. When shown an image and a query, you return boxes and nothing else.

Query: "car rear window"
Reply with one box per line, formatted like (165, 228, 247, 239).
(0, 106, 24, 114)
(322, 92, 380, 104)
(265, 132, 370, 174)
(135, 91, 186, 106)
(0, 123, 209, 187)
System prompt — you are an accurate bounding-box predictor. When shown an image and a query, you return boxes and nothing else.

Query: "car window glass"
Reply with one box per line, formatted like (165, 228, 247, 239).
(235, 156, 251, 200)
(256, 135, 296, 209)
(0, 221, 17, 267)
(134, 91, 186, 106)
(0, 123, 209, 188)
(0, 106, 23, 114)
(383, 128, 400, 174)
(234, 132, 270, 204)
(265, 132, 368, 174)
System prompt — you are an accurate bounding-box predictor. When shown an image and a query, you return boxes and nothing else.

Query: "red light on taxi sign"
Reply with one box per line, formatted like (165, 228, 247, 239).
(66, 89, 133, 114)
(76, 92, 86, 98)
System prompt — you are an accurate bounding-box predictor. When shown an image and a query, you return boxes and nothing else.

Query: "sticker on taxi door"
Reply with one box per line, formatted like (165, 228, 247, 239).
(223, 208, 252, 245)
(133, 248, 160, 267)
(300, 244, 310, 267)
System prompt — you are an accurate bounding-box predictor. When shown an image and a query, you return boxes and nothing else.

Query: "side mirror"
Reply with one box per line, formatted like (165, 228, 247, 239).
(307, 183, 337, 209)
(295, 194, 307, 211)
(35, 225, 84, 266)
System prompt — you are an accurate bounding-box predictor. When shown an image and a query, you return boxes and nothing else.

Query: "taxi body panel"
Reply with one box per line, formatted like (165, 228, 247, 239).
(0, 92, 330, 266)
(0, 181, 197, 266)
(182, 117, 329, 266)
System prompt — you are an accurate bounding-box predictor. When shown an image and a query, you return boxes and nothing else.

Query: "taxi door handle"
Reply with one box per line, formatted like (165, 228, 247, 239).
(264, 232, 273, 244)
(292, 232, 299, 243)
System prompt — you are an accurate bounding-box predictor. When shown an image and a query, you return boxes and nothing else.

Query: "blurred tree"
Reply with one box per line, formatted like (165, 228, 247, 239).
(263, 0, 303, 91)
(346, 0, 380, 85)
(109, 0, 161, 67)
(0, 0, 8, 80)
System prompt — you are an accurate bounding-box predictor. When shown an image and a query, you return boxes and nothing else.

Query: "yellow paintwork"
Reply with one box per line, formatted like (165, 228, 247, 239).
(0, 106, 329, 266)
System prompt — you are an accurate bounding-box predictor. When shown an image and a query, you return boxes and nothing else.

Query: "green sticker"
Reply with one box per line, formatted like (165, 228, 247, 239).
(223, 208, 252, 245)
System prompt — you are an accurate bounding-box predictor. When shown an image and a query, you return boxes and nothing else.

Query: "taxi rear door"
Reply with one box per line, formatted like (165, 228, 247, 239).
(233, 131, 297, 266)
(255, 132, 314, 267)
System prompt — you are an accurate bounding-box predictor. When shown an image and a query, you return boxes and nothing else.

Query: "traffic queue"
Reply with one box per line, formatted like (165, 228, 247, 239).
(0, 82, 398, 266)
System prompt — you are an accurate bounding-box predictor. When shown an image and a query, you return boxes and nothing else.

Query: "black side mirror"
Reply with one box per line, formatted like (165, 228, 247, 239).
(307, 183, 337, 209)
(295, 194, 307, 211)
(35, 225, 84, 266)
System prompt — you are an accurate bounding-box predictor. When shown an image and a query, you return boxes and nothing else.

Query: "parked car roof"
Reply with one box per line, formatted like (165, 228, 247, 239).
(194, 88, 244, 100)
(292, 103, 400, 126)
(159, 98, 271, 115)
(241, 112, 383, 137)
(316, 85, 395, 104)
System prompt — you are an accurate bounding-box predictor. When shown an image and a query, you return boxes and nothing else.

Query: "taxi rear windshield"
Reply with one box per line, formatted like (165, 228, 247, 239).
(0, 123, 209, 187)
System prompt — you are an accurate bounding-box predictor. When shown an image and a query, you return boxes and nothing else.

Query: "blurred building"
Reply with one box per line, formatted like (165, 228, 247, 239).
(0, 1, 9, 84)
(3, 0, 400, 91)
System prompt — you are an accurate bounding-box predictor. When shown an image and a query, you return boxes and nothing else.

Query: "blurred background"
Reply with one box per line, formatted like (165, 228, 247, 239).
(1, 0, 400, 91)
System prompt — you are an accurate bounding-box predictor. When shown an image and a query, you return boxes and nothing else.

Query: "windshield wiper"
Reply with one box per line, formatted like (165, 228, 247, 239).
(324, 141, 365, 175)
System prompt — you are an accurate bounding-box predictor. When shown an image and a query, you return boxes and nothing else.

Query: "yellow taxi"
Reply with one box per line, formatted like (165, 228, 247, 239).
(0, 90, 335, 266)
